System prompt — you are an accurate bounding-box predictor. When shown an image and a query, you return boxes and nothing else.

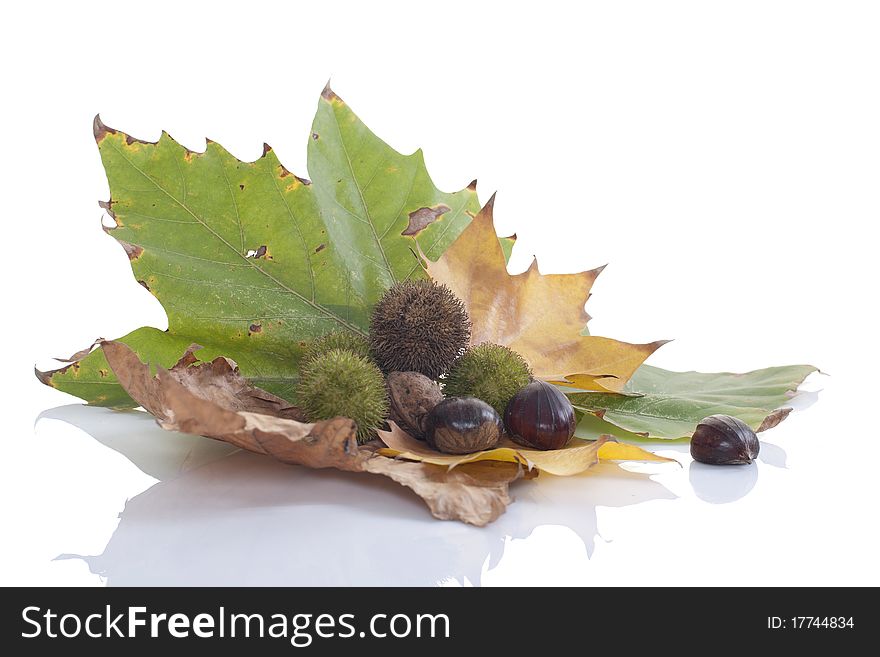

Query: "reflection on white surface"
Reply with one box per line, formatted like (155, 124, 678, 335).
(756, 441, 787, 468)
(37, 405, 678, 586)
(689, 461, 758, 504)
(24, 372, 878, 587)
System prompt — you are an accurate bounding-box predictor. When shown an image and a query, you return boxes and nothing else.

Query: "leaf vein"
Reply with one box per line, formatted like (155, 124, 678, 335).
(218, 156, 245, 252)
(327, 105, 395, 282)
(267, 167, 316, 301)
(379, 165, 418, 240)
(107, 142, 365, 336)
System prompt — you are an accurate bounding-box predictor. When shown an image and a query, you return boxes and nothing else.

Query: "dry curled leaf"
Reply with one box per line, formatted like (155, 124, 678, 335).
(360, 454, 534, 525)
(103, 342, 305, 423)
(101, 341, 527, 526)
(377, 421, 675, 476)
(421, 196, 667, 391)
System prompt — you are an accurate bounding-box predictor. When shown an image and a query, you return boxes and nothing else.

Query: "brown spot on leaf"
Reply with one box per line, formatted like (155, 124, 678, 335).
(124, 132, 153, 147)
(35, 366, 60, 386)
(757, 408, 793, 432)
(248, 323, 262, 335)
(93, 115, 156, 147)
(92, 115, 116, 142)
(467, 179, 478, 192)
(279, 165, 291, 178)
(99, 369, 108, 378)
(255, 245, 267, 259)
(296, 175, 311, 185)
(262, 143, 272, 156)
(311, 132, 319, 140)
(315, 243, 326, 253)
(99, 199, 119, 232)
(321, 83, 340, 102)
(119, 240, 144, 261)
(138, 280, 150, 291)
(239, 184, 245, 190)
(98, 199, 117, 220)
(402, 204, 452, 236)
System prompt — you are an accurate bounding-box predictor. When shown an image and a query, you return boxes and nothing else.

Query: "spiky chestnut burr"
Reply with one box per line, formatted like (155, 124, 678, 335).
(296, 348, 389, 443)
(369, 280, 470, 379)
(444, 343, 532, 416)
(301, 331, 371, 369)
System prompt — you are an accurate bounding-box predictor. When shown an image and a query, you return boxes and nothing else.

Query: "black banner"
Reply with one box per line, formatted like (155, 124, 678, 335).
(0, 587, 867, 654)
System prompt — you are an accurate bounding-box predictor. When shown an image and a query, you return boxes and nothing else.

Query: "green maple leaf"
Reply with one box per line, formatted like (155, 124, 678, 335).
(569, 363, 818, 440)
(39, 86, 481, 405)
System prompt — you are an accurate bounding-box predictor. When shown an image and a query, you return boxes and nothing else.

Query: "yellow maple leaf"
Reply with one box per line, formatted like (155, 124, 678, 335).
(377, 422, 675, 477)
(421, 196, 668, 392)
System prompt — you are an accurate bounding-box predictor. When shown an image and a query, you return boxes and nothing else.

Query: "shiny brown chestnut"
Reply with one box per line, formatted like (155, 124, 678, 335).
(424, 397, 503, 454)
(504, 380, 576, 450)
(690, 414, 760, 465)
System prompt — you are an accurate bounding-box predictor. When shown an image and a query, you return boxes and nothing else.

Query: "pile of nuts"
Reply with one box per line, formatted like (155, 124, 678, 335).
(388, 372, 576, 454)
(298, 280, 577, 453)
(300, 279, 759, 463)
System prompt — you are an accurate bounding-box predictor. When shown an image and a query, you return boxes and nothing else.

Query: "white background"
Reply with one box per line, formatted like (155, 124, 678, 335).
(2, 0, 878, 586)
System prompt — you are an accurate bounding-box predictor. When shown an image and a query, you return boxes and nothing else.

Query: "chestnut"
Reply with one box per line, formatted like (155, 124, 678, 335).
(690, 414, 759, 465)
(424, 397, 503, 454)
(504, 380, 576, 450)
(386, 371, 443, 439)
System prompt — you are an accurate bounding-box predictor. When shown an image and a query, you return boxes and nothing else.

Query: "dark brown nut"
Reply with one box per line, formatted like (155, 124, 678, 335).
(386, 371, 443, 439)
(690, 414, 760, 465)
(424, 397, 503, 455)
(504, 380, 576, 450)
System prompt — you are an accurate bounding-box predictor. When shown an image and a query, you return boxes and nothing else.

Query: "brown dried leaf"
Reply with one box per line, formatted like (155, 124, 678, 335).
(756, 407, 793, 432)
(101, 341, 526, 526)
(102, 341, 304, 420)
(421, 197, 667, 391)
(54, 339, 104, 363)
(362, 451, 532, 525)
